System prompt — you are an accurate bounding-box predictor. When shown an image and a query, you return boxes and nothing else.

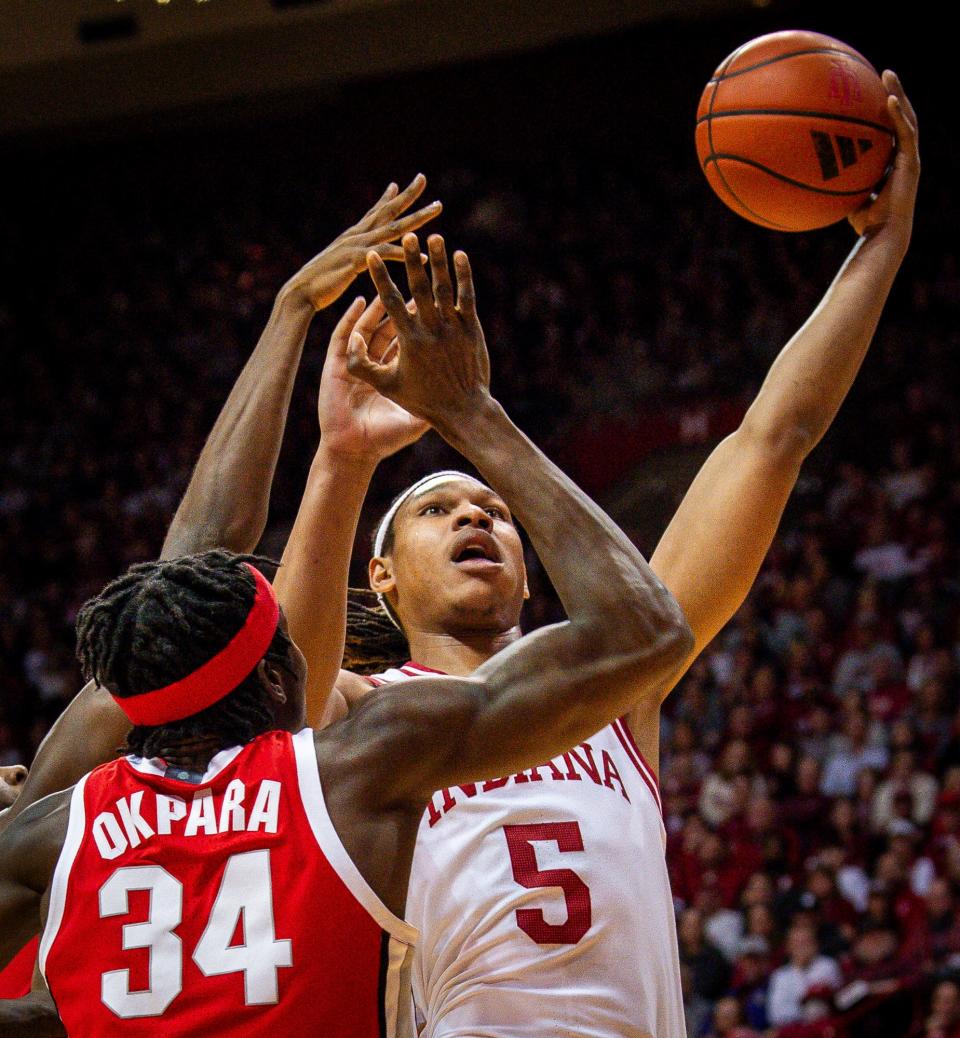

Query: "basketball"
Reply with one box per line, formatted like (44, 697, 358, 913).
(695, 30, 895, 231)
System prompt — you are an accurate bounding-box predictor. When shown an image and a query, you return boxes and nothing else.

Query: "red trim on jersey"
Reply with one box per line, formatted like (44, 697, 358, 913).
(402, 661, 446, 675)
(366, 661, 443, 688)
(0, 937, 37, 998)
(112, 564, 279, 726)
(612, 718, 662, 816)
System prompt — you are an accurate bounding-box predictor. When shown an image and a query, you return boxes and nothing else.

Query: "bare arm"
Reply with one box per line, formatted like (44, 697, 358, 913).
(274, 296, 427, 724)
(0, 992, 64, 1038)
(0, 796, 68, 1035)
(163, 175, 438, 560)
(340, 235, 693, 799)
(1, 180, 440, 832)
(632, 73, 919, 761)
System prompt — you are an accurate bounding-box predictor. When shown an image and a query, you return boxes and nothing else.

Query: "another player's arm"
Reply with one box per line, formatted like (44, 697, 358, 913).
(0, 992, 63, 1038)
(624, 72, 920, 766)
(274, 297, 427, 725)
(0, 793, 69, 1032)
(341, 234, 693, 791)
(0, 181, 440, 833)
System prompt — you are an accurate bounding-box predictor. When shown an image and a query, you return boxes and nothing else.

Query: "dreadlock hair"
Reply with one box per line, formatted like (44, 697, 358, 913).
(344, 589, 409, 675)
(76, 550, 293, 770)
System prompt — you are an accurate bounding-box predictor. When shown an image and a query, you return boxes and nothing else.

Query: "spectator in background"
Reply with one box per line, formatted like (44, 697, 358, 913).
(923, 877, 960, 972)
(703, 995, 760, 1038)
(782, 755, 831, 856)
(678, 907, 731, 1006)
(699, 739, 763, 828)
(821, 711, 889, 798)
(766, 921, 843, 1028)
(913, 980, 960, 1038)
(873, 749, 940, 832)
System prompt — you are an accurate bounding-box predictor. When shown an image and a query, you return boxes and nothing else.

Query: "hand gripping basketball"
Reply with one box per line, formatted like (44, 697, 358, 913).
(695, 31, 897, 232)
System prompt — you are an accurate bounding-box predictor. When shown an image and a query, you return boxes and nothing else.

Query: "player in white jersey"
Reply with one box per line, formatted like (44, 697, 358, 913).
(368, 660, 680, 1037)
(276, 74, 919, 1038)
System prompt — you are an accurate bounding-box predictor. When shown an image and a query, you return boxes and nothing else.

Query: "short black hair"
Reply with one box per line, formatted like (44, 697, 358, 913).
(76, 550, 292, 764)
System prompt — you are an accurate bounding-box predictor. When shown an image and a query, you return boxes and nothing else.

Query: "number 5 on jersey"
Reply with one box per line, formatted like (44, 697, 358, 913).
(99, 848, 292, 1019)
(504, 821, 592, 945)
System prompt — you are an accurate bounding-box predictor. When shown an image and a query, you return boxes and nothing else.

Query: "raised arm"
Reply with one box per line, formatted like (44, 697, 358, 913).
(632, 72, 920, 761)
(338, 234, 692, 799)
(1, 178, 440, 832)
(274, 296, 427, 725)
(161, 174, 438, 559)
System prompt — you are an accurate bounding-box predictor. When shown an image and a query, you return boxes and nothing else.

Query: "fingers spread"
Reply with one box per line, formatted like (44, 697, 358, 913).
(354, 182, 399, 232)
(386, 173, 427, 219)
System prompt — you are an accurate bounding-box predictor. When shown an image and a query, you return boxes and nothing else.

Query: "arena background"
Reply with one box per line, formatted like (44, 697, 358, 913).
(1, 2, 957, 1035)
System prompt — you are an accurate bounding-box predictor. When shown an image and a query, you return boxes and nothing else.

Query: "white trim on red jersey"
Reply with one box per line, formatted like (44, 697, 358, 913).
(38, 773, 89, 978)
(291, 728, 418, 947)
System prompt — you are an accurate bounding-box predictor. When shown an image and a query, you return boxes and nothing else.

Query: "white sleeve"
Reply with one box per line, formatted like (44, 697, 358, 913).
(766, 967, 799, 1026)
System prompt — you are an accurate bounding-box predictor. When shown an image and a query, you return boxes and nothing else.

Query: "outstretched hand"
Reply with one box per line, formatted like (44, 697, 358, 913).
(282, 175, 441, 312)
(848, 71, 919, 241)
(346, 233, 491, 432)
(317, 295, 428, 461)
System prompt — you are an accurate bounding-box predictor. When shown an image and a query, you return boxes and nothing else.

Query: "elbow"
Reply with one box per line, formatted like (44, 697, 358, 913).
(657, 603, 695, 668)
(616, 582, 695, 673)
(739, 410, 820, 464)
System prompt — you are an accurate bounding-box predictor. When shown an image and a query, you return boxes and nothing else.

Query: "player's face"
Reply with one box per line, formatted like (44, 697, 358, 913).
(372, 478, 528, 635)
(0, 764, 27, 810)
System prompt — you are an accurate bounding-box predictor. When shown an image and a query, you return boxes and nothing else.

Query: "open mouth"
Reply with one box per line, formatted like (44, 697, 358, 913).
(451, 531, 503, 567)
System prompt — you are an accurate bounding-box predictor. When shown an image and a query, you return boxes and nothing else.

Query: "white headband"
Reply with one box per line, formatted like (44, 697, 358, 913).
(372, 470, 477, 628)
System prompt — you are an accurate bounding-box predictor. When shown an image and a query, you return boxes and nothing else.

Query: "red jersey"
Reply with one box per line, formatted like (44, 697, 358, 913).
(0, 936, 37, 997)
(39, 729, 416, 1037)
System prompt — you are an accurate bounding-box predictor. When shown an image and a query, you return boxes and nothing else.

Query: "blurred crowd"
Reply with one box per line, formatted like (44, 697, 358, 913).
(1, 37, 958, 1037)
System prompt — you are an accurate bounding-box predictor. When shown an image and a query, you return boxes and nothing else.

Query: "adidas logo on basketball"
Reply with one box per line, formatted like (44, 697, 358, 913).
(810, 131, 874, 181)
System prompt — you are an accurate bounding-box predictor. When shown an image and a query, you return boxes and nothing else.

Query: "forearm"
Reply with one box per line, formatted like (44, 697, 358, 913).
(0, 683, 125, 834)
(161, 289, 314, 559)
(274, 445, 378, 725)
(743, 224, 910, 454)
(439, 397, 690, 646)
(0, 994, 63, 1037)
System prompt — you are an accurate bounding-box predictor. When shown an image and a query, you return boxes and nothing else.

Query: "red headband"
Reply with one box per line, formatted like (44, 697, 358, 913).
(113, 563, 281, 727)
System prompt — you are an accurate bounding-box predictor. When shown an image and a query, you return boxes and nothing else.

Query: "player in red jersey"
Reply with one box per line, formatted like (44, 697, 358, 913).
(0, 175, 441, 842)
(0, 175, 442, 1033)
(0, 243, 692, 1035)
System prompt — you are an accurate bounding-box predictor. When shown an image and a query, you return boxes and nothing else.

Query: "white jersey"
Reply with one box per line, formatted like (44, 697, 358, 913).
(368, 663, 685, 1038)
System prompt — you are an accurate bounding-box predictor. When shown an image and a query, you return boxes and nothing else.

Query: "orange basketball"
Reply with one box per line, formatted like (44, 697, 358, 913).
(695, 30, 895, 231)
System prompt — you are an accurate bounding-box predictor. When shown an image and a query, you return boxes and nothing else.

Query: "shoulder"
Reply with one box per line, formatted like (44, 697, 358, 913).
(0, 788, 72, 892)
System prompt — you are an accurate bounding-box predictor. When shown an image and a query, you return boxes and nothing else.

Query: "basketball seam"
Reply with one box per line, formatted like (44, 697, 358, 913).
(695, 109, 892, 135)
(704, 42, 793, 230)
(702, 153, 880, 196)
(708, 46, 877, 83)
